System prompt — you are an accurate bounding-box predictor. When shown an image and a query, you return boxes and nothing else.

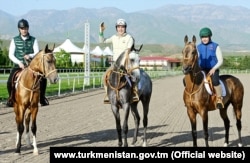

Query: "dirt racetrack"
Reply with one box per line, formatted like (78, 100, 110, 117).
(0, 74, 250, 162)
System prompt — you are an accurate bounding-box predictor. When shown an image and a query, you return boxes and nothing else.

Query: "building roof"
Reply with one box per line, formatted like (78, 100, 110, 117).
(90, 46, 103, 56)
(53, 39, 84, 54)
(140, 56, 181, 63)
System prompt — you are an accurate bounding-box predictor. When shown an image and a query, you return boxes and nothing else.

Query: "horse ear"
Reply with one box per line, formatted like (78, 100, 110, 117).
(192, 35, 196, 44)
(184, 35, 188, 44)
(45, 44, 49, 52)
(139, 44, 143, 52)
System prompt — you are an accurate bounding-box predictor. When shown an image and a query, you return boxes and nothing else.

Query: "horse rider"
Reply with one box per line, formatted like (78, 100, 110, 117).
(99, 18, 139, 103)
(197, 27, 224, 109)
(6, 18, 49, 107)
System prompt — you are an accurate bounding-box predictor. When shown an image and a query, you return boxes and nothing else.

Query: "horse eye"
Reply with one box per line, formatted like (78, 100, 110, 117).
(47, 60, 52, 64)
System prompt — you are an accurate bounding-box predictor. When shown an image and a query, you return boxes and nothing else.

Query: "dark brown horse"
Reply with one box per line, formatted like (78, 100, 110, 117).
(13, 44, 58, 155)
(182, 35, 244, 147)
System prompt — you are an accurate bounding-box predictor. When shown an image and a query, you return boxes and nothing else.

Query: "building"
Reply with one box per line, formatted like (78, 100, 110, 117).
(140, 56, 181, 70)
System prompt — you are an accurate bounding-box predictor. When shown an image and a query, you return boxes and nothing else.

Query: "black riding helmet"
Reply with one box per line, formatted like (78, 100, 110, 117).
(18, 19, 29, 28)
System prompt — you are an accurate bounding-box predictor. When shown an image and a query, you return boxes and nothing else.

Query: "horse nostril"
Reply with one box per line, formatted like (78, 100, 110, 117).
(53, 77, 59, 83)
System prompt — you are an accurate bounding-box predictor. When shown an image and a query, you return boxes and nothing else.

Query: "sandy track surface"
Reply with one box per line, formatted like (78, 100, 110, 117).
(0, 74, 249, 162)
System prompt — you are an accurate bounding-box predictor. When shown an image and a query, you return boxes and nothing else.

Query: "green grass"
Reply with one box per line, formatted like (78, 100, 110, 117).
(0, 72, 104, 102)
(0, 70, 181, 102)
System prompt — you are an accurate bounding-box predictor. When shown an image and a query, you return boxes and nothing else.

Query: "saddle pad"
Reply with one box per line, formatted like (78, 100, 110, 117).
(138, 81, 141, 90)
(202, 71, 226, 97)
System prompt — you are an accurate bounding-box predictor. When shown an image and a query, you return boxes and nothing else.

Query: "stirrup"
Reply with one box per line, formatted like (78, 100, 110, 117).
(131, 93, 139, 103)
(216, 97, 224, 109)
(103, 95, 110, 104)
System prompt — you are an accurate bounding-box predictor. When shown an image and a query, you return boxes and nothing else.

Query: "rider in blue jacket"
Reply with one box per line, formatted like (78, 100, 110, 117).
(197, 27, 224, 109)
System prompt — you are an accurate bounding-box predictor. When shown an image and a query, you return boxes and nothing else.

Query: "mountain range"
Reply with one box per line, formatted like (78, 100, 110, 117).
(1, 4, 250, 51)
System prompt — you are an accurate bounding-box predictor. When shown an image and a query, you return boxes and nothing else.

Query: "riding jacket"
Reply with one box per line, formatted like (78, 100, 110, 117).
(9, 33, 39, 67)
(99, 32, 134, 61)
(197, 41, 219, 69)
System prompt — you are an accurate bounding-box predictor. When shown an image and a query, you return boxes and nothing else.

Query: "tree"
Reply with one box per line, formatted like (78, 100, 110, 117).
(54, 49, 71, 67)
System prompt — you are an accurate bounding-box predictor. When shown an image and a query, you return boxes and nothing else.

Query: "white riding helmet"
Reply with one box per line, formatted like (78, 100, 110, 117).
(116, 18, 127, 27)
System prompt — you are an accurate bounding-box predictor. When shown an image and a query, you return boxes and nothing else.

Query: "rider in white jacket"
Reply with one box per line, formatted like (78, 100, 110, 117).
(99, 18, 139, 103)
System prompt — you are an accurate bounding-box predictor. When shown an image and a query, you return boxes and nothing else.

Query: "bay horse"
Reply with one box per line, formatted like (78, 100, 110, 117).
(182, 35, 244, 147)
(13, 44, 58, 155)
(105, 45, 152, 147)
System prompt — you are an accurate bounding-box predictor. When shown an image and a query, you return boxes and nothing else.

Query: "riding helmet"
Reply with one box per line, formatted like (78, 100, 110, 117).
(199, 27, 212, 37)
(18, 19, 29, 28)
(116, 18, 127, 27)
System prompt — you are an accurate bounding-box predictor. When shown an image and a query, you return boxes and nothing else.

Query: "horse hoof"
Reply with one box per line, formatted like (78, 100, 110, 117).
(33, 150, 39, 155)
(223, 143, 228, 147)
(142, 142, 147, 147)
(14, 152, 21, 156)
(238, 143, 243, 147)
(130, 144, 136, 147)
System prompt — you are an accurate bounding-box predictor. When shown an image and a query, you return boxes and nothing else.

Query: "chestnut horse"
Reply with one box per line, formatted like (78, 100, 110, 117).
(105, 45, 152, 147)
(13, 44, 58, 155)
(182, 35, 244, 147)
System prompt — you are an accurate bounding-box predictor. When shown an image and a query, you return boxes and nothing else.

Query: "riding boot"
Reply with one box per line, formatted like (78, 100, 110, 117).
(6, 81, 13, 107)
(40, 78, 49, 106)
(131, 84, 139, 103)
(214, 85, 224, 109)
(103, 67, 112, 104)
(103, 85, 110, 104)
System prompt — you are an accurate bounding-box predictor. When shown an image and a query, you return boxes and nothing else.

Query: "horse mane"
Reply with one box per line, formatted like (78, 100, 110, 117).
(113, 50, 127, 72)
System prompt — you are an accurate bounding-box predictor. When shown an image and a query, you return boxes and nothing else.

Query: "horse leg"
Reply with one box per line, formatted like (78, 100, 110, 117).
(14, 105, 25, 155)
(234, 104, 243, 147)
(219, 105, 230, 147)
(201, 111, 209, 147)
(141, 100, 150, 147)
(24, 109, 32, 148)
(187, 108, 197, 147)
(231, 102, 243, 147)
(111, 105, 123, 147)
(122, 103, 130, 147)
(30, 107, 39, 155)
(130, 102, 140, 146)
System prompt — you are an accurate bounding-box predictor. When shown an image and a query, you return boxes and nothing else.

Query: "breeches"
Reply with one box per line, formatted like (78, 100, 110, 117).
(203, 69, 220, 86)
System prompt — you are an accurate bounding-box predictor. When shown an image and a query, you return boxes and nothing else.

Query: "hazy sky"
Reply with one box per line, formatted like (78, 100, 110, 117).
(1, 0, 250, 16)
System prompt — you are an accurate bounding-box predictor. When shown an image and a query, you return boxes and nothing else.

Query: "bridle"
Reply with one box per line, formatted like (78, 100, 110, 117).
(183, 44, 204, 99)
(17, 52, 57, 101)
(106, 50, 140, 100)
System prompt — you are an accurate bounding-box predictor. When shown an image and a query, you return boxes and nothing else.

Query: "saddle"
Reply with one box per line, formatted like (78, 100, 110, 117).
(202, 71, 226, 97)
(9, 70, 23, 102)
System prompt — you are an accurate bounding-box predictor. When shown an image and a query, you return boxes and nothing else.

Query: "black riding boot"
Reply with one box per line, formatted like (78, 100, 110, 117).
(6, 81, 13, 107)
(40, 78, 49, 106)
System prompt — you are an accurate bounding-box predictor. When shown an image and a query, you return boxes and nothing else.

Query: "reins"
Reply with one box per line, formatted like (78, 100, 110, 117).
(17, 52, 57, 102)
(184, 49, 204, 105)
(106, 50, 140, 101)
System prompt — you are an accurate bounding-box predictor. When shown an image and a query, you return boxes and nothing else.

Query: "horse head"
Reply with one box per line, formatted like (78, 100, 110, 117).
(182, 35, 199, 75)
(129, 44, 142, 83)
(114, 44, 142, 83)
(29, 44, 59, 84)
